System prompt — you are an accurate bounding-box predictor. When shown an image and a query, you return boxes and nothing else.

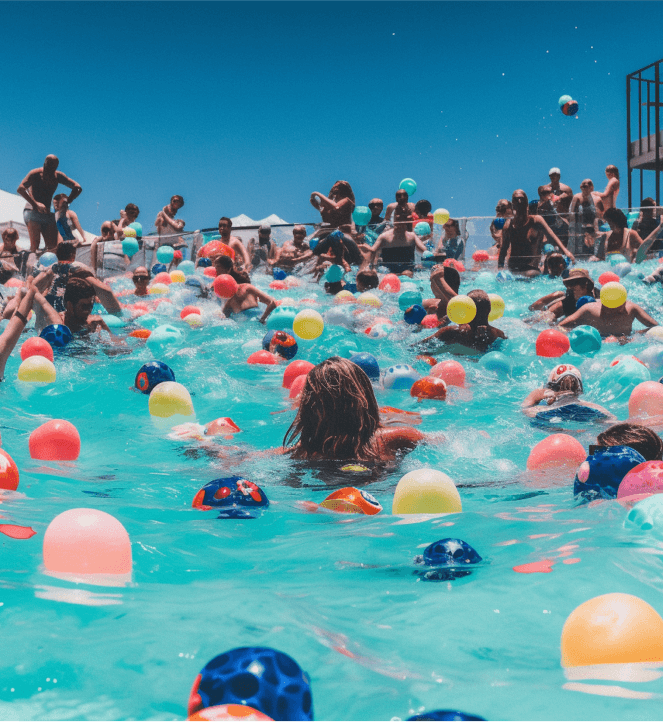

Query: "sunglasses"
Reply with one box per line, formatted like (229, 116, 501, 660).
(293, 231, 306, 236)
(133, 275, 149, 281)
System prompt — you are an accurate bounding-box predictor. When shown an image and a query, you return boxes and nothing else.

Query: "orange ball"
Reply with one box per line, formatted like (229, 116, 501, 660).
(29, 420, 81, 461)
(203, 267, 217, 278)
(526, 433, 585, 471)
(0, 449, 19, 491)
(628, 381, 663, 418)
(378, 274, 401, 293)
(319, 487, 382, 515)
(181, 305, 201, 320)
(247, 350, 278, 365)
(213, 274, 239, 299)
(536, 329, 570, 358)
(561, 593, 663, 667)
(129, 328, 151, 339)
(429, 360, 465, 387)
(282, 360, 314, 389)
(410, 376, 447, 400)
(199, 240, 235, 260)
(20, 337, 54, 363)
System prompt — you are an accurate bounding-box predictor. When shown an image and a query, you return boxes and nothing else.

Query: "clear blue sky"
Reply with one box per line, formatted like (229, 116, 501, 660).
(1, 2, 659, 234)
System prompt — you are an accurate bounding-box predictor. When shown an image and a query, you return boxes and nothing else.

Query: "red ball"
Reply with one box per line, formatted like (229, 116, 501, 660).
(472, 250, 490, 262)
(378, 274, 401, 293)
(29, 420, 80, 461)
(269, 280, 288, 290)
(247, 350, 278, 365)
(213, 274, 239, 299)
(410, 376, 448, 400)
(599, 271, 621, 285)
(180, 305, 201, 320)
(173, 250, 183, 261)
(20, 337, 54, 363)
(203, 267, 217, 278)
(0, 449, 19, 491)
(421, 314, 440, 329)
(536, 329, 570, 358)
(430, 360, 466, 387)
(443, 258, 465, 272)
(153, 272, 172, 285)
(282, 360, 315, 389)
(198, 240, 235, 260)
(289, 373, 308, 399)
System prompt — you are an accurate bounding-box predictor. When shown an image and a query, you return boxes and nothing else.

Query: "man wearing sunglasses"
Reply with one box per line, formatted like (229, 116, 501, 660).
(132, 267, 151, 297)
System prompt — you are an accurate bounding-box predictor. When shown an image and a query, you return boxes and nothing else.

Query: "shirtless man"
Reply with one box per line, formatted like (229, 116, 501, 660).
(221, 281, 277, 324)
(370, 205, 427, 276)
(596, 165, 620, 215)
(248, 223, 279, 271)
(155, 195, 185, 248)
(558, 295, 657, 338)
(274, 225, 313, 271)
(498, 190, 575, 277)
(547, 168, 573, 215)
(17, 155, 82, 253)
(384, 189, 416, 230)
(114, 203, 140, 239)
(218, 217, 251, 271)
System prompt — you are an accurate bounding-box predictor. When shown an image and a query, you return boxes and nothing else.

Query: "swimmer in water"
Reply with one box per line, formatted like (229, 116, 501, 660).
(215, 256, 276, 324)
(131, 267, 151, 297)
(521, 364, 615, 427)
(595, 422, 663, 460)
(422, 265, 460, 321)
(528, 268, 599, 322)
(558, 291, 658, 339)
(273, 225, 313, 272)
(282, 357, 425, 461)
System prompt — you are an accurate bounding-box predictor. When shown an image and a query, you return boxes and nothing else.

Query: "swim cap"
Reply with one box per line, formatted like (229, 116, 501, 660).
(191, 476, 269, 519)
(40, 324, 73, 348)
(547, 364, 583, 393)
(134, 361, 175, 394)
(197, 257, 212, 268)
(574, 445, 646, 501)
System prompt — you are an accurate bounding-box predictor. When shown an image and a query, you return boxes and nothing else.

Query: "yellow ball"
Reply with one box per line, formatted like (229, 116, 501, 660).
(392, 468, 462, 514)
(170, 270, 186, 283)
(123, 227, 137, 238)
(357, 292, 381, 308)
(433, 208, 450, 225)
(148, 381, 194, 419)
(335, 290, 355, 304)
(293, 309, 324, 340)
(149, 283, 170, 295)
(183, 313, 203, 327)
(488, 293, 505, 321)
(600, 281, 627, 309)
(561, 593, 663, 668)
(646, 326, 663, 342)
(447, 295, 477, 325)
(18, 356, 56, 383)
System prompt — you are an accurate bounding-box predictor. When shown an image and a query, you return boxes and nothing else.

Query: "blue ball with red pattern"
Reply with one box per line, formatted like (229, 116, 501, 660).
(262, 330, 298, 360)
(134, 361, 175, 395)
(192, 476, 269, 519)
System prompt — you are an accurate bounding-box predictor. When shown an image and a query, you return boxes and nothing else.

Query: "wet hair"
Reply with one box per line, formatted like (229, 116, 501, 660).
(330, 181, 355, 207)
(64, 277, 96, 306)
(213, 254, 249, 284)
(324, 281, 344, 295)
(414, 199, 432, 216)
(56, 241, 76, 261)
(604, 207, 628, 229)
(125, 203, 140, 216)
(439, 266, 461, 293)
(2, 228, 18, 243)
(356, 270, 379, 290)
(605, 165, 620, 179)
(544, 253, 566, 276)
(642, 197, 656, 208)
(284, 357, 381, 460)
(219, 216, 233, 228)
(171, 195, 184, 205)
(596, 423, 663, 461)
(467, 289, 491, 327)
(538, 185, 553, 199)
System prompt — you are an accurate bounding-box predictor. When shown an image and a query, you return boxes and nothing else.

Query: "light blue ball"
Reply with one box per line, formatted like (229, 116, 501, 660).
(570, 325, 602, 354)
(382, 364, 420, 390)
(399, 178, 417, 197)
(352, 206, 372, 226)
(637, 346, 663, 375)
(543, 244, 554, 255)
(496, 270, 514, 283)
(178, 260, 195, 275)
(421, 251, 435, 266)
(597, 356, 651, 403)
(414, 222, 431, 237)
(157, 245, 175, 264)
(624, 494, 663, 531)
(324, 264, 344, 283)
(398, 290, 423, 311)
(479, 351, 512, 377)
(134, 314, 161, 330)
(128, 222, 143, 237)
(609, 253, 628, 266)
(40, 252, 57, 267)
(122, 238, 140, 258)
(100, 314, 126, 329)
(615, 262, 631, 278)
(146, 324, 184, 350)
(266, 305, 297, 331)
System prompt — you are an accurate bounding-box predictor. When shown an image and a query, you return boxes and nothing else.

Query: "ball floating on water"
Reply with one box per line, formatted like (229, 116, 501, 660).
(479, 351, 511, 377)
(472, 250, 490, 263)
(192, 476, 269, 519)
(536, 329, 570, 358)
(447, 295, 477, 325)
(156, 245, 175, 264)
(170, 270, 186, 283)
(18, 356, 56, 383)
(204, 267, 218, 279)
(198, 240, 234, 259)
(293, 309, 324, 340)
(487, 293, 505, 321)
(358, 292, 382, 308)
(561, 593, 663, 667)
(323, 264, 344, 283)
(646, 326, 663, 342)
(213, 274, 239, 299)
(443, 258, 465, 272)
(618, 460, 663, 502)
(411, 376, 447, 400)
(421, 251, 435, 266)
(433, 208, 450, 225)
(639, 346, 663, 375)
(430, 360, 465, 387)
(407, 711, 485, 721)
(350, 352, 380, 381)
(417, 538, 483, 582)
(398, 290, 423, 311)
(379, 273, 401, 293)
(149, 381, 194, 419)
(569, 325, 602, 354)
(365, 322, 391, 339)
(181, 305, 201, 320)
(146, 324, 183, 350)
(29, 419, 80, 460)
(247, 350, 279, 365)
(399, 178, 417, 197)
(289, 374, 308, 399)
(319, 487, 382, 515)
(122, 237, 139, 257)
(334, 290, 355, 304)
(272, 267, 287, 281)
(0, 449, 19, 491)
(179, 260, 196, 275)
(352, 205, 372, 226)
(184, 313, 203, 327)
(135, 361, 176, 394)
(188, 648, 313, 721)
(601, 281, 627, 308)
(21, 336, 54, 363)
(574, 445, 646, 501)
(614, 262, 631, 278)
(43, 508, 132, 576)
(149, 283, 170, 295)
(609, 253, 628, 267)
(39, 252, 57, 267)
(266, 306, 297, 331)
(153, 272, 172, 285)
(526, 433, 586, 471)
(575, 295, 596, 311)
(188, 705, 273, 721)
(40, 323, 72, 348)
(282, 360, 314, 389)
(392, 468, 462, 515)
(421, 314, 440, 328)
(414, 221, 431, 237)
(624, 494, 663, 531)
(383, 364, 420, 390)
(628, 380, 663, 418)
(598, 271, 620, 285)
(404, 304, 426, 325)
(129, 328, 151, 339)
(262, 330, 298, 360)
(495, 270, 514, 283)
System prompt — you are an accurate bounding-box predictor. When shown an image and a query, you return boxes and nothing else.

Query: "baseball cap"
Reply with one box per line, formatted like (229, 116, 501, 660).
(574, 445, 646, 501)
(549, 167, 561, 176)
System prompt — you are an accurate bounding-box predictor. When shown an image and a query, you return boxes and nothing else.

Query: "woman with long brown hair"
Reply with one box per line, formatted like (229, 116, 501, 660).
(310, 180, 356, 234)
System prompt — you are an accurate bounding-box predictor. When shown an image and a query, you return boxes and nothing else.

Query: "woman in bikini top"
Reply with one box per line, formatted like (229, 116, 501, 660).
(603, 208, 643, 262)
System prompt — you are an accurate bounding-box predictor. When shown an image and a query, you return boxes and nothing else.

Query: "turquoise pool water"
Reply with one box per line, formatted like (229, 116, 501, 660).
(3, 259, 663, 721)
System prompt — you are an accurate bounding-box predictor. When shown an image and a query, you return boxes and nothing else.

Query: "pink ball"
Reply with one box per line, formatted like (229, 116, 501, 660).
(628, 381, 663, 418)
(43, 508, 132, 575)
(421, 314, 440, 329)
(599, 271, 620, 285)
(153, 272, 172, 285)
(536, 329, 570, 358)
(378, 274, 401, 293)
(282, 360, 314, 389)
(429, 360, 466, 387)
(617, 461, 663, 501)
(289, 373, 308, 399)
(29, 420, 80, 461)
(527, 433, 586, 471)
(203, 267, 217, 278)
(247, 350, 278, 365)
(213, 274, 239, 299)
(20, 337, 54, 363)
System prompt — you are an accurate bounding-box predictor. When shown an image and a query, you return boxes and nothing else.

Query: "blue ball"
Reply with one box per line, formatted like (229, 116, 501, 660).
(273, 267, 287, 281)
(350, 352, 380, 381)
(40, 324, 73, 348)
(576, 295, 596, 310)
(190, 647, 313, 721)
(495, 270, 514, 283)
(615, 262, 632, 278)
(128, 221, 143, 238)
(344, 282, 358, 293)
(407, 712, 485, 721)
(404, 304, 427, 325)
(478, 351, 511, 377)
(192, 476, 269, 519)
(134, 361, 175, 394)
(151, 263, 167, 276)
(398, 290, 423, 311)
(262, 330, 298, 360)
(574, 445, 646, 501)
(196, 257, 212, 268)
(416, 538, 483, 581)
(39, 252, 58, 267)
(493, 217, 506, 230)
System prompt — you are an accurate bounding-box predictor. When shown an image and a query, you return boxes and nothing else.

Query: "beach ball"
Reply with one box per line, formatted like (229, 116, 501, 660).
(180, 305, 201, 320)
(40, 323, 72, 348)
(135, 361, 175, 395)
(414, 222, 431, 237)
(495, 270, 514, 283)
(183, 313, 203, 327)
(43, 508, 131, 576)
(624, 495, 663, 532)
(379, 274, 401, 293)
(282, 360, 314, 390)
(39, 252, 57, 267)
(179, 260, 196, 275)
(146, 324, 183, 351)
(639, 346, 663, 375)
(561, 594, 663, 667)
(404, 304, 426, 325)
(411, 376, 447, 400)
(447, 295, 477, 325)
(192, 476, 269, 519)
(647, 326, 663, 342)
(197, 258, 212, 269)
(392, 468, 462, 515)
(430, 360, 465, 387)
(472, 250, 490, 263)
(214, 274, 239, 299)
(188, 705, 273, 720)
(324, 264, 344, 283)
(262, 330, 298, 360)
(543, 243, 555, 255)
(399, 178, 417, 197)
(416, 538, 482, 582)
(198, 240, 235, 260)
(488, 293, 505, 321)
(170, 270, 186, 283)
(358, 292, 382, 308)
(149, 283, 170, 295)
(188, 647, 313, 721)
(618, 460, 663, 501)
(20, 337, 54, 363)
(365, 323, 391, 340)
(443, 258, 465, 272)
(157, 245, 175, 264)
(598, 357, 650, 404)
(536, 329, 570, 357)
(0, 449, 19, 491)
(152, 263, 168, 277)
(479, 351, 511, 377)
(266, 306, 297, 331)
(350, 352, 380, 381)
(149, 382, 194, 419)
(598, 271, 620, 285)
(29, 420, 80, 460)
(526, 433, 585, 471)
(601, 281, 627, 308)
(319, 487, 382, 515)
(293, 310, 324, 340)
(247, 350, 279, 365)
(558, 94, 572, 107)
(398, 290, 423, 311)
(18, 356, 56, 383)
(615, 262, 631, 278)
(352, 206, 372, 226)
(123, 227, 137, 238)
(383, 364, 420, 390)
(569, 325, 601, 354)
(433, 208, 450, 225)
(272, 268, 287, 281)
(561, 100, 579, 116)
(576, 295, 596, 311)
(129, 222, 142, 237)
(628, 381, 663, 418)
(122, 237, 139, 258)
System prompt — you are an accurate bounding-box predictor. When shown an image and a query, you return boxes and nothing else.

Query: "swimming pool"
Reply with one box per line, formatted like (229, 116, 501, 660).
(2, 257, 663, 721)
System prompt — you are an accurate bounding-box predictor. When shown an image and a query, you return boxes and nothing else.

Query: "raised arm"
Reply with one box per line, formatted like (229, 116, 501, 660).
(57, 171, 83, 205)
(429, 267, 458, 301)
(86, 276, 122, 314)
(635, 219, 663, 263)
(557, 305, 591, 331)
(633, 304, 658, 330)
(0, 282, 39, 378)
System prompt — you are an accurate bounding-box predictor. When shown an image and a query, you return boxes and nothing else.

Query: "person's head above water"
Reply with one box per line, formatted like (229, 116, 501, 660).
(218, 217, 232, 234)
(467, 289, 491, 327)
(356, 269, 378, 291)
(124, 203, 139, 221)
(562, 268, 594, 298)
(64, 278, 96, 322)
(596, 422, 663, 461)
(132, 266, 150, 290)
(284, 356, 381, 460)
(414, 199, 432, 217)
(43, 154, 59, 173)
(604, 207, 628, 230)
(546, 364, 583, 395)
(292, 225, 307, 242)
(214, 254, 249, 284)
(2, 227, 19, 248)
(56, 241, 77, 262)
